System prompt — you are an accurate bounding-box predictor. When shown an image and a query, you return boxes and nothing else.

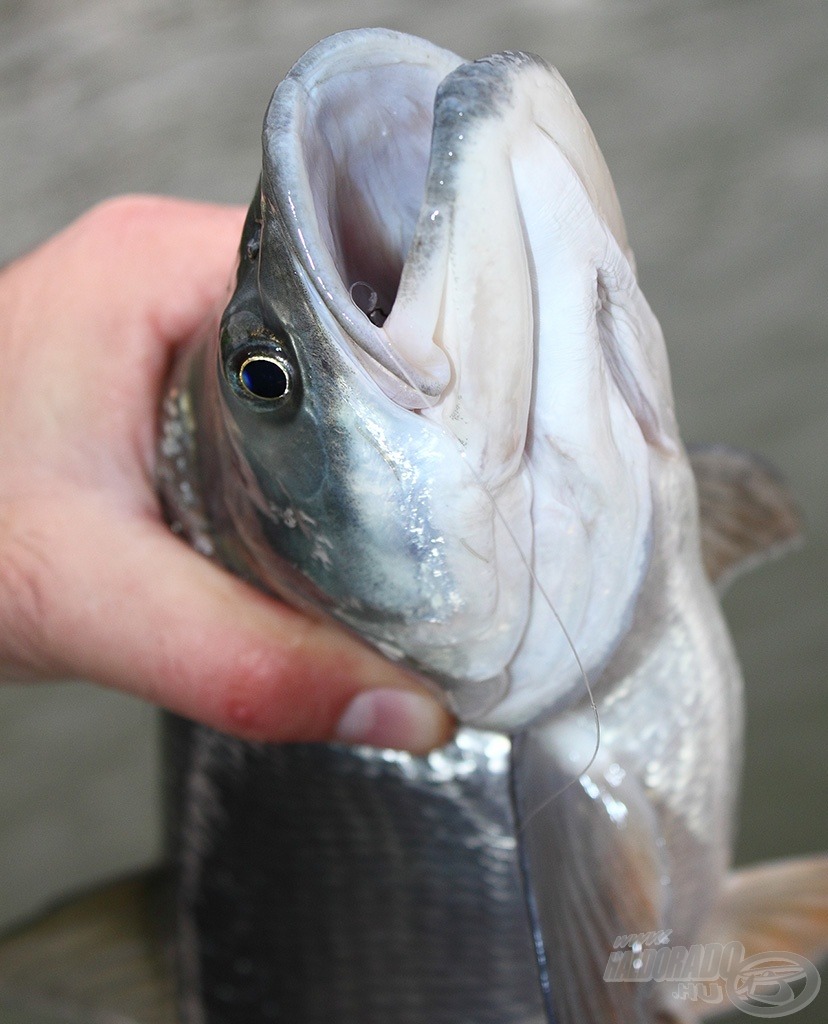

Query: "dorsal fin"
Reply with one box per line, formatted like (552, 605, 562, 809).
(690, 444, 804, 590)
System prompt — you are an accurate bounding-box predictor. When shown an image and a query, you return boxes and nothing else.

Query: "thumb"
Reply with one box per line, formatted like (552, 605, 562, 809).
(1, 493, 454, 754)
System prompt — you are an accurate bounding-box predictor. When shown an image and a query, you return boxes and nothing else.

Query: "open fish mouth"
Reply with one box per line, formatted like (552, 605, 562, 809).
(287, 38, 458, 336)
(262, 29, 634, 425)
(261, 30, 462, 407)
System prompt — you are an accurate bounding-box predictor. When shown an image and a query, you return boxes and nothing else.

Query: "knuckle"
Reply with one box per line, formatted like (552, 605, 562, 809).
(211, 644, 325, 742)
(146, 631, 287, 738)
(215, 648, 284, 736)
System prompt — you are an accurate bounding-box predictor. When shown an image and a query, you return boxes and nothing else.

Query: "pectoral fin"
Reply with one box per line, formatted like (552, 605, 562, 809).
(513, 718, 672, 1023)
(0, 869, 177, 1024)
(690, 444, 803, 590)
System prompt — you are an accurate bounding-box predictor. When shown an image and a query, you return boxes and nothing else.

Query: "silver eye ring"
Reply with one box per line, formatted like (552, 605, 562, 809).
(237, 354, 293, 401)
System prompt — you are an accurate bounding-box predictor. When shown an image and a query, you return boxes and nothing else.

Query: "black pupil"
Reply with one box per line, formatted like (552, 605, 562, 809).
(240, 357, 289, 399)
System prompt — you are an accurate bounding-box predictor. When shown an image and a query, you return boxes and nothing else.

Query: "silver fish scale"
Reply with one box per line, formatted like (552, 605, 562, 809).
(595, 573, 739, 847)
(167, 719, 551, 1024)
(157, 386, 216, 558)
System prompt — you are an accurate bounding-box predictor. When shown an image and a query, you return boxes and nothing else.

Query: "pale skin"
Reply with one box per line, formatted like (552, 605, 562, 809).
(0, 196, 454, 753)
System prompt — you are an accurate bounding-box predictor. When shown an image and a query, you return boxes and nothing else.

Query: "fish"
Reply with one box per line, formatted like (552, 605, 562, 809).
(1, 27, 825, 1024)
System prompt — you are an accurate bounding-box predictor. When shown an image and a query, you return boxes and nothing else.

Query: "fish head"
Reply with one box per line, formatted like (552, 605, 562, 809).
(207, 29, 682, 727)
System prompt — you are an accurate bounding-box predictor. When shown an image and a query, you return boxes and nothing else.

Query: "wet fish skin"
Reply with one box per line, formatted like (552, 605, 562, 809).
(157, 28, 828, 1024)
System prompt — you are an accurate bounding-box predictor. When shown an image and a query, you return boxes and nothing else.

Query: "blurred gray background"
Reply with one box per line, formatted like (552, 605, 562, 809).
(1, 0, 826, 1021)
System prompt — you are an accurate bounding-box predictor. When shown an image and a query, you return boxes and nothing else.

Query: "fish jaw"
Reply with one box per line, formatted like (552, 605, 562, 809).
(209, 30, 685, 727)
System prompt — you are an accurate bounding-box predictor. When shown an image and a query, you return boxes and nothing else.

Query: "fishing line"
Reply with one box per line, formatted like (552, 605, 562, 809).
(348, 279, 601, 809)
(473, 464, 602, 829)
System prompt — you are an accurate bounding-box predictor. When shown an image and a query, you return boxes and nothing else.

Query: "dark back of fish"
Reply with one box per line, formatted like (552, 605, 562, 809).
(165, 718, 552, 1024)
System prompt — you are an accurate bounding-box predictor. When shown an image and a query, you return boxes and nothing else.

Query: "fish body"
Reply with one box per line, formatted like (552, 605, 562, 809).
(154, 28, 825, 1024)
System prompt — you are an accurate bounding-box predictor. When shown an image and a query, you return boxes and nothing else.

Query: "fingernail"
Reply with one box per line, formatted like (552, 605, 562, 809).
(334, 689, 454, 754)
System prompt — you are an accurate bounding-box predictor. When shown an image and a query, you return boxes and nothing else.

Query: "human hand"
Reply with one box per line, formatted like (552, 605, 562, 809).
(0, 197, 453, 753)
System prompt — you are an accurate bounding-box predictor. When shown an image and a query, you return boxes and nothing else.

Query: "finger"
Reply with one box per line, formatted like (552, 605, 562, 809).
(21, 195, 246, 348)
(2, 494, 454, 754)
(1, 197, 248, 483)
(80, 195, 246, 348)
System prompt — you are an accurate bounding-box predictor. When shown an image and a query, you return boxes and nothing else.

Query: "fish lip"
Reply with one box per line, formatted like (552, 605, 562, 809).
(260, 30, 463, 408)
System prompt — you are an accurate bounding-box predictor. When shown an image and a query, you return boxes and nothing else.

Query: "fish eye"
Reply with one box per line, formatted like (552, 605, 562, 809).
(221, 316, 300, 413)
(237, 353, 293, 401)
